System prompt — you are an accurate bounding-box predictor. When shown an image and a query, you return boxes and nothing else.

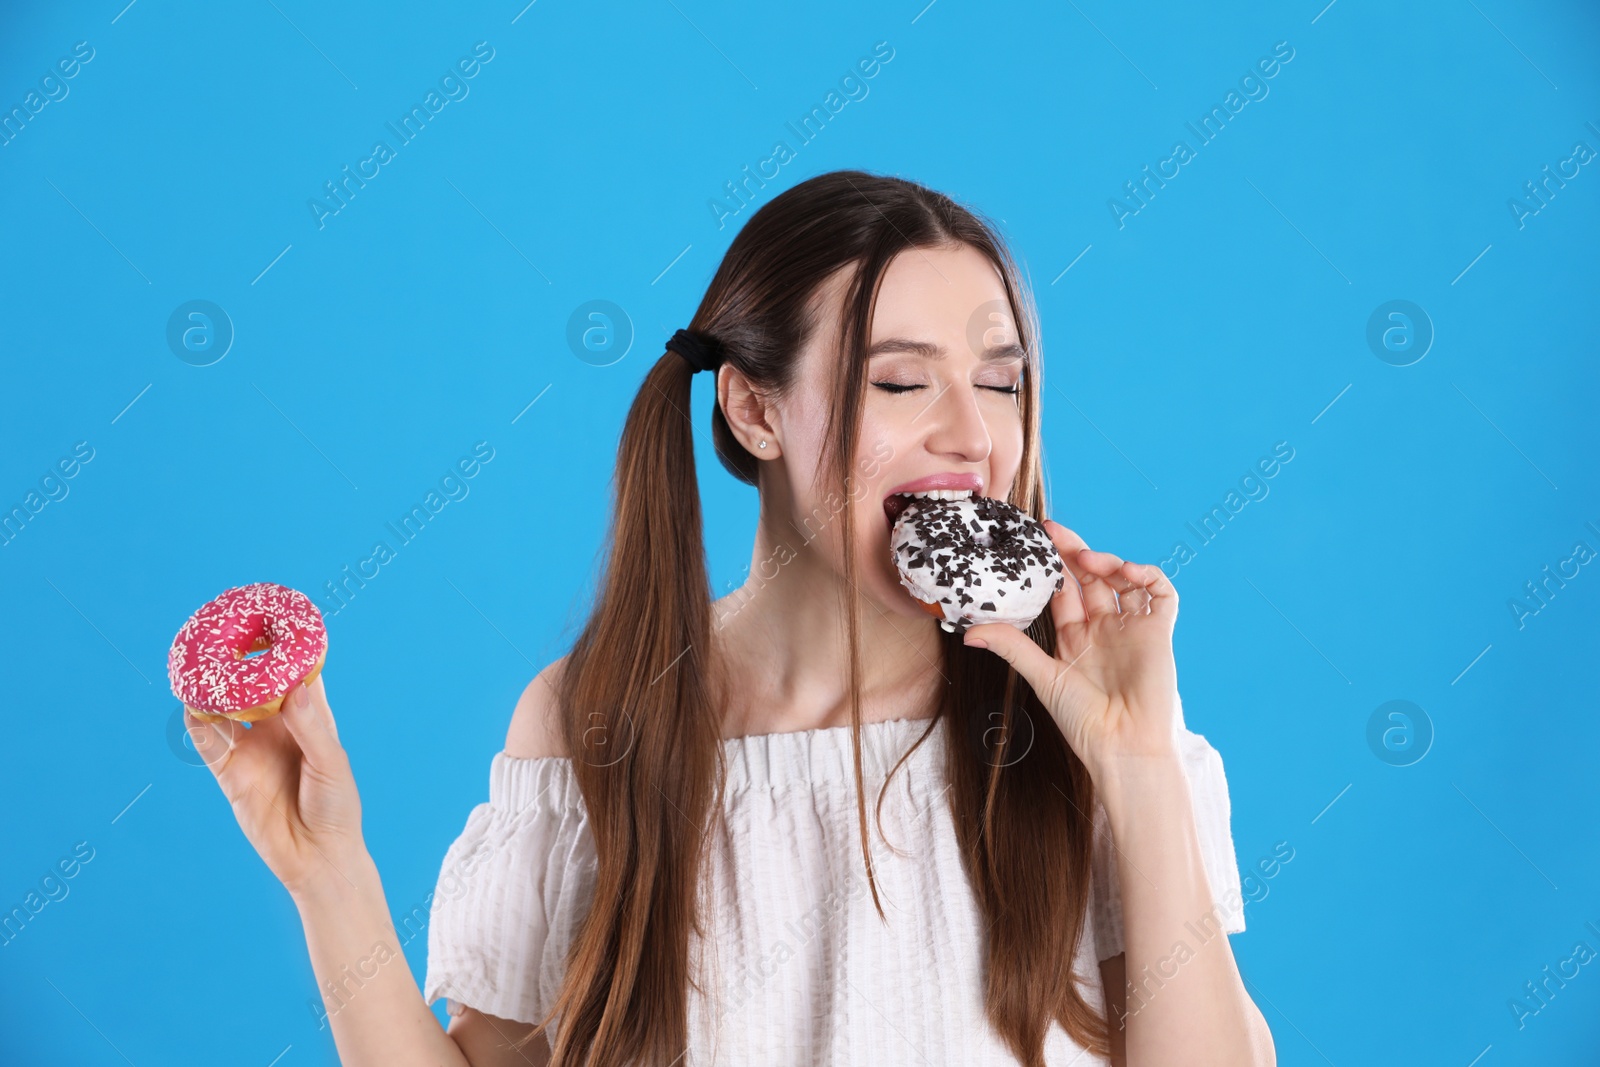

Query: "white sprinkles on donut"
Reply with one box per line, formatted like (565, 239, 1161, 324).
(890, 496, 1065, 634)
(168, 582, 327, 715)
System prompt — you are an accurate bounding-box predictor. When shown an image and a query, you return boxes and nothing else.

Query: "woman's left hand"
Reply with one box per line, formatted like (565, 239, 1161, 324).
(961, 520, 1182, 778)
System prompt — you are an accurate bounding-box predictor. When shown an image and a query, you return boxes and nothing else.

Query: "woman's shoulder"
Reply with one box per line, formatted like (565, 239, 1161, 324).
(503, 654, 570, 761)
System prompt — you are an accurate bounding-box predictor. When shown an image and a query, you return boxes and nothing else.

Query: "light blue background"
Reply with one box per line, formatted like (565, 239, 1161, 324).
(2, 1, 1597, 1063)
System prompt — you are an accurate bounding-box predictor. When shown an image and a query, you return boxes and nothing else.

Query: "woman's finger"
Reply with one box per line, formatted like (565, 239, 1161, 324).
(184, 707, 243, 777)
(1071, 548, 1122, 617)
(1112, 561, 1177, 620)
(281, 673, 349, 778)
(962, 620, 1070, 706)
(1042, 522, 1119, 618)
(1135, 560, 1179, 621)
(1100, 560, 1152, 614)
(1042, 521, 1089, 628)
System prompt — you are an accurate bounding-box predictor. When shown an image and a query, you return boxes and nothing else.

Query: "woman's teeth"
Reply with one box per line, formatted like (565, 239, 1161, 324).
(895, 489, 974, 501)
(884, 488, 975, 531)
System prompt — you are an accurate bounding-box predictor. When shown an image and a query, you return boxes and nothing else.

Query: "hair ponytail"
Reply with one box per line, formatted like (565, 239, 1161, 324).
(533, 349, 728, 1066)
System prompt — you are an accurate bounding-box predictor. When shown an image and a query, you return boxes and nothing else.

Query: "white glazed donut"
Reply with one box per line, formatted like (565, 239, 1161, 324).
(890, 496, 1066, 633)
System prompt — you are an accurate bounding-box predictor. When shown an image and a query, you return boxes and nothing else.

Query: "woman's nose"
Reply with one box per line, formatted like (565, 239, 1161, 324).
(920, 382, 992, 464)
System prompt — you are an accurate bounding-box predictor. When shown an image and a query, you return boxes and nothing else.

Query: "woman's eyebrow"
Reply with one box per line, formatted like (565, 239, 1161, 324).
(866, 337, 1025, 363)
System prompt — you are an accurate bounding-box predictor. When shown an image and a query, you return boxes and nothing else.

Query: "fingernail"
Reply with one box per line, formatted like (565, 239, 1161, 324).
(294, 684, 310, 709)
(965, 637, 988, 649)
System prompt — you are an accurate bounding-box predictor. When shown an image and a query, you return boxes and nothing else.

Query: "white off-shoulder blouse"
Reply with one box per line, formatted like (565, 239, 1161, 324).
(422, 716, 1246, 1065)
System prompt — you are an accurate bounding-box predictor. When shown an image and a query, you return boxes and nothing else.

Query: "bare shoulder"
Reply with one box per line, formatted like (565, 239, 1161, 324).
(503, 654, 569, 760)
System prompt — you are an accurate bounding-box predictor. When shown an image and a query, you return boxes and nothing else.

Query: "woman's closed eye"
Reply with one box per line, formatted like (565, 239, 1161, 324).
(872, 382, 1021, 395)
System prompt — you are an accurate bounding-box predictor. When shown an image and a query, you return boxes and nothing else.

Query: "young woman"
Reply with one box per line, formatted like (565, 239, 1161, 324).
(187, 170, 1275, 1066)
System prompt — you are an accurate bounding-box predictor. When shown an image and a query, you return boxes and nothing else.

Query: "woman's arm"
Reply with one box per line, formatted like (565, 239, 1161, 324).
(447, 1006, 553, 1066)
(293, 850, 552, 1066)
(187, 676, 537, 1066)
(961, 528, 1275, 1066)
(1097, 753, 1274, 1067)
(293, 850, 475, 1066)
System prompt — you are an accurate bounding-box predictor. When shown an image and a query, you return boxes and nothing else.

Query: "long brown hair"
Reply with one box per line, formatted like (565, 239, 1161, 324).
(524, 169, 1107, 1065)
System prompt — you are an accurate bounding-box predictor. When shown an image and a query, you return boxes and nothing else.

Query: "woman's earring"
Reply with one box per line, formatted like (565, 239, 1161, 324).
(758, 440, 767, 449)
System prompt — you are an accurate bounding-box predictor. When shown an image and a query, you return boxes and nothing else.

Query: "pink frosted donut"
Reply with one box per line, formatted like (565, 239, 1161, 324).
(168, 582, 328, 723)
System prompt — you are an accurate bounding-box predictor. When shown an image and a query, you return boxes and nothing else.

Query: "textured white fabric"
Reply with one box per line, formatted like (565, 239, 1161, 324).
(423, 716, 1245, 1064)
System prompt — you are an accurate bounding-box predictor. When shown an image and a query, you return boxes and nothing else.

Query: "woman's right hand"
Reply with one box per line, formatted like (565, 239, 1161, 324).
(186, 674, 367, 899)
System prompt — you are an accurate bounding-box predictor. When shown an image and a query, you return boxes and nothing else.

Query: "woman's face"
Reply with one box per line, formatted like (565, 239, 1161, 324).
(773, 242, 1028, 623)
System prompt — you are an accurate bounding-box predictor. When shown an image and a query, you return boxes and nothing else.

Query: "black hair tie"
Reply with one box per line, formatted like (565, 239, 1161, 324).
(666, 328, 724, 374)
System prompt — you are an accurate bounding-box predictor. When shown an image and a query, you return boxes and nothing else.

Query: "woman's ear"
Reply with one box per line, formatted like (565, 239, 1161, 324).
(717, 364, 781, 458)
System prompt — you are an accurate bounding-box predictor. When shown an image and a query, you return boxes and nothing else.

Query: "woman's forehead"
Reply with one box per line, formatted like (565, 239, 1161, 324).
(870, 248, 1014, 345)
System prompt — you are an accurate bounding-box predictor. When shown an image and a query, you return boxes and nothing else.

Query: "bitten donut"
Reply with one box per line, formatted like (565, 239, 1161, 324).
(168, 582, 328, 723)
(889, 495, 1066, 634)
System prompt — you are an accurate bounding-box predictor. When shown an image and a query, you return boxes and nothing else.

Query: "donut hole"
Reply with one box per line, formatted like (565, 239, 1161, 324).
(234, 634, 275, 661)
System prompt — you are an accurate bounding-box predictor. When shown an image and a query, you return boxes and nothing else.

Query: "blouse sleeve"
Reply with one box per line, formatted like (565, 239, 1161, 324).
(422, 752, 596, 1025)
(1089, 727, 1246, 963)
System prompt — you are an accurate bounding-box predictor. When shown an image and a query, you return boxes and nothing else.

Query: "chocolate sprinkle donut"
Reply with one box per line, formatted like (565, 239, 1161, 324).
(889, 496, 1066, 634)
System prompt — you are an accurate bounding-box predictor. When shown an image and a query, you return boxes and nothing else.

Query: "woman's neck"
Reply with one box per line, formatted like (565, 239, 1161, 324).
(710, 547, 945, 739)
